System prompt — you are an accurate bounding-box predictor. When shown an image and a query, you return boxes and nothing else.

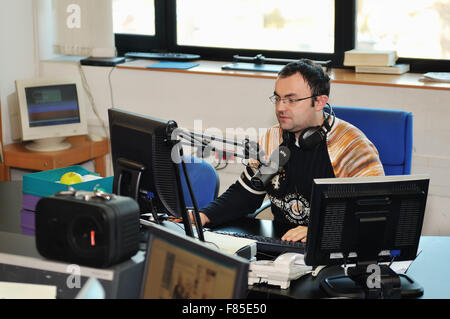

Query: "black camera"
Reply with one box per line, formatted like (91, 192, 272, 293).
(35, 190, 140, 268)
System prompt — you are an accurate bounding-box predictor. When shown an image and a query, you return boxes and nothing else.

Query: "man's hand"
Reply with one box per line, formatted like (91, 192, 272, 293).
(188, 211, 210, 226)
(281, 225, 308, 243)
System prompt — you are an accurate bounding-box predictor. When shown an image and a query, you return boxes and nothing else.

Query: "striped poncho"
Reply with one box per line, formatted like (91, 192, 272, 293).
(202, 117, 384, 227)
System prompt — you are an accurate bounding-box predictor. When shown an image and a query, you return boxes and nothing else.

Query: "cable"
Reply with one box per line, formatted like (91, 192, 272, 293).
(108, 66, 115, 108)
(77, 64, 109, 137)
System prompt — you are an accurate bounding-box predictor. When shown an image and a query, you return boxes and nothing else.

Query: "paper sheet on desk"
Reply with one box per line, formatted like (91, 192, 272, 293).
(341, 249, 422, 274)
(380, 248, 423, 274)
(203, 231, 256, 255)
(0, 282, 56, 299)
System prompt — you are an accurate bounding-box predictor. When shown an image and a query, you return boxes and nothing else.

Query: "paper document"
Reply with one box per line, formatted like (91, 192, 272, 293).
(389, 248, 423, 274)
(203, 231, 256, 255)
(0, 282, 56, 299)
(387, 260, 413, 274)
(341, 249, 422, 275)
(420, 72, 450, 83)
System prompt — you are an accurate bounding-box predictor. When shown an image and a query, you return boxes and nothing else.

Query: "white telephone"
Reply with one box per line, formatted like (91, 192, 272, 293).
(248, 253, 313, 289)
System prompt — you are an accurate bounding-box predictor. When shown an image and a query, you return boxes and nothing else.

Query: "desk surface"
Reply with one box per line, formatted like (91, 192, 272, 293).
(1, 135, 109, 181)
(213, 217, 450, 299)
(1, 181, 449, 299)
(0, 181, 22, 234)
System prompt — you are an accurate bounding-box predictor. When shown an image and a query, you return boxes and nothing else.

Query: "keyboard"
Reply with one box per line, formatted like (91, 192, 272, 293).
(124, 52, 201, 61)
(213, 231, 305, 256)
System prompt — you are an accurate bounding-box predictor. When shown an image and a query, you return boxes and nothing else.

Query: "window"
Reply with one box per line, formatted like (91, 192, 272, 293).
(112, 0, 155, 36)
(176, 0, 335, 53)
(357, 0, 450, 60)
(114, 0, 450, 72)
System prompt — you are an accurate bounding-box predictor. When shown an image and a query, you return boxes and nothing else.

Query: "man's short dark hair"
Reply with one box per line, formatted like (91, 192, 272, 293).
(278, 59, 330, 98)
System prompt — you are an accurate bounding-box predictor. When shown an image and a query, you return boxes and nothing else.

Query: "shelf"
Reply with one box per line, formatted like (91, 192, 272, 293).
(0, 135, 109, 181)
(116, 59, 450, 91)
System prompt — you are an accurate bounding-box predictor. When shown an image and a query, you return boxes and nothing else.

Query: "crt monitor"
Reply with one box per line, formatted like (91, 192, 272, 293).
(14, 78, 88, 152)
(304, 174, 430, 299)
(140, 221, 249, 299)
(108, 108, 196, 235)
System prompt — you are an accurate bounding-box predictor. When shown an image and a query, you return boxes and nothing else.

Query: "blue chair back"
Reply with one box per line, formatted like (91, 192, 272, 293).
(179, 155, 220, 209)
(332, 106, 413, 175)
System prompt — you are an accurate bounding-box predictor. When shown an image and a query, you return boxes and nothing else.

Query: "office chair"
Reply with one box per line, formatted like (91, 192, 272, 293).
(333, 106, 413, 175)
(251, 106, 413, 218)
(179, 155, 220, 209)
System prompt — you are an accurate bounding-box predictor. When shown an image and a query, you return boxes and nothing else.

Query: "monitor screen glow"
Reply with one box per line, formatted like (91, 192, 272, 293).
(140, 223, 249, 299)
(15, 78, 88, 152)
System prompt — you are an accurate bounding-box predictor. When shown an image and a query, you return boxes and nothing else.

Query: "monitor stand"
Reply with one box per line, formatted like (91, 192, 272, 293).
(321, 264, 424, 299)
(321, 206, 424, 299)
(25, 137, 71, 152)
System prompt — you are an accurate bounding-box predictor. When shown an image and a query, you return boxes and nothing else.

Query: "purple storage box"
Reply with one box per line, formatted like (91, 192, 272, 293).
(20, 193, 42, 236)
(21, 208, 36, 236)
(22, 193, 42, 211)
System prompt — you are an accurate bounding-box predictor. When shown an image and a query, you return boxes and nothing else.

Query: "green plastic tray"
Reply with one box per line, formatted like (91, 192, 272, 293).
(22, 165, 113, 197)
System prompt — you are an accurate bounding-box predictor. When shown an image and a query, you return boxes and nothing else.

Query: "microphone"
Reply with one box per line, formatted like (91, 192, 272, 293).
(244, 139, 270, 165)
(250, 146, 291, 191)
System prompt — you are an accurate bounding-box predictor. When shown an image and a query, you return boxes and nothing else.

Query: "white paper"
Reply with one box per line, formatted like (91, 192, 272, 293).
(0, 282, 56, 299)
(203, 231, 256, 255)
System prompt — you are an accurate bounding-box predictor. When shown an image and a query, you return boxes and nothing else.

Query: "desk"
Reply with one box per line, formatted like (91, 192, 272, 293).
(0, 181, 143, 299)
(214, 217, 450, 299)
(0, 181, 23, 234)
(0, 135, 109, 181)
(1, 182, 449, 299)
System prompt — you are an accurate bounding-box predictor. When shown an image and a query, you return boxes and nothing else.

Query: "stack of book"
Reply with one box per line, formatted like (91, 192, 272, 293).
(344, 49, 410, 75)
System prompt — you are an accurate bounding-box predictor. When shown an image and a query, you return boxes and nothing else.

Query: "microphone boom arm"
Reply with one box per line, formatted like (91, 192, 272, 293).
(173, 128, 264, 163)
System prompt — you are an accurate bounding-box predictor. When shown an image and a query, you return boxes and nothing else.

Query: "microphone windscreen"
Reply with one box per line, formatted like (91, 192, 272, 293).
(268, 145, 290, 166)
(277, 146, 291, 166)
(250, 145, 291, 191)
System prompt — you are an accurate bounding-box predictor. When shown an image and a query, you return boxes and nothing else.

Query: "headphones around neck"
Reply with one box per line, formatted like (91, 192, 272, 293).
(283, 103, 335, 150)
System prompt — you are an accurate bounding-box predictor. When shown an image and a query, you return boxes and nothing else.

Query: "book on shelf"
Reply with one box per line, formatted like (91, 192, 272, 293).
(344, 49, 398, 67)
(355, 64, 410, 75)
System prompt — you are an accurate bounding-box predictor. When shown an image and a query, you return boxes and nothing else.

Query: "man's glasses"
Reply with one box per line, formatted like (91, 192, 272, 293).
(269, 95, 317, 105)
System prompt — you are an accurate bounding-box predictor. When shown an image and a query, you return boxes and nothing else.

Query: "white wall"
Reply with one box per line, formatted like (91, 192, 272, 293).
(0, 0, 36, 145)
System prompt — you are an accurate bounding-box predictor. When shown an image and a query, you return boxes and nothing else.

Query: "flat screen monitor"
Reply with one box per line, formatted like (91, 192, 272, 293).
(305, 174, 430, 298)
(15, 78, 88, 152)
(140, 222, 249, 299)
(108, 108, 197, 235)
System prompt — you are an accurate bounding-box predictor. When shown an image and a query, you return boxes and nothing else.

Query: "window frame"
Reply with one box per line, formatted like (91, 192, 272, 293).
(114, 0, 450, 73)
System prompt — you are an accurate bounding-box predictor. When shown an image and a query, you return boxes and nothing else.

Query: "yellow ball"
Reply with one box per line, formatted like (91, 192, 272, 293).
(60, 172, 83, 185)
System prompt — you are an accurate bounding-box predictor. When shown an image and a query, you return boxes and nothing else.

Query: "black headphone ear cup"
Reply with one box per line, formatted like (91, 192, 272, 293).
(298, 126, 326, 150)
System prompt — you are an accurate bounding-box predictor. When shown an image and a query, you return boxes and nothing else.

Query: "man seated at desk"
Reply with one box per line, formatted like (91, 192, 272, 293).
(196, 59, 385, 242)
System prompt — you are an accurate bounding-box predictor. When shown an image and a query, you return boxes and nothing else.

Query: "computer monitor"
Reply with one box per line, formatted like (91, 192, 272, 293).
(140, 222, 249, 299)
(305, 174, 430, 299)
(15, 78, 88, 152)
(108, 108, 198, 237)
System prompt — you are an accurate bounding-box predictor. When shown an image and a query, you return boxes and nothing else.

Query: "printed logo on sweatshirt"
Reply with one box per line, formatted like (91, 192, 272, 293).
(269, 192, 310, 225)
